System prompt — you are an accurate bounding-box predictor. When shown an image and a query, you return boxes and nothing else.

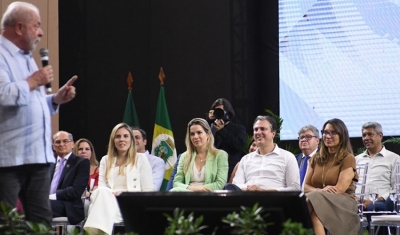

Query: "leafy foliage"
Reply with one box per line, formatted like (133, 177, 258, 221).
(221, 203, 271, 235)
(265, 109, 283, 144)
(164, 208, 209, 235)
(0, 201, 53, 235)
(279, 219, 313, 235)
(383, 137, 400, 145)
(244, 134, 254, 153)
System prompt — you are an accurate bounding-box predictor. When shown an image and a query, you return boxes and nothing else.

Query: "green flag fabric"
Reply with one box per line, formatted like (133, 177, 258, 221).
(123, 91, 140, 127)
(151, 87, 177, 191)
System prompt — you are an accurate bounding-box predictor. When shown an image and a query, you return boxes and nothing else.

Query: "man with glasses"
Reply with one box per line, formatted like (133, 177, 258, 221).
(355, 122, 400, 212)
(50, 131, 89, 225)
(295, 125, 320, 188)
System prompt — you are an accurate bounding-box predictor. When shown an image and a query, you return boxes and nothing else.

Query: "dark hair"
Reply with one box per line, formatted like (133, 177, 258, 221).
(131, 127, 147, 140)
(316, 118, 353, 165)
(253, 115, 278, 132)
(210, 98, 235, 119)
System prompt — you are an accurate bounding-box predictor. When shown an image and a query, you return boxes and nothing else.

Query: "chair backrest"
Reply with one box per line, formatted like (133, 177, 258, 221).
(355, 163, 369, 221)
(395, 162, 400, 212)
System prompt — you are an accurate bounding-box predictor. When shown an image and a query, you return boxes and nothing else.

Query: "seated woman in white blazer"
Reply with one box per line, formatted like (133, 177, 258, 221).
(171, 118, 228, 192)
(84, 123, 153, 234)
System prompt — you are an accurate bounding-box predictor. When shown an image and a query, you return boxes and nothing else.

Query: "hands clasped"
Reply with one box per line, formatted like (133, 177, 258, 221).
(320, 185, 339, 194)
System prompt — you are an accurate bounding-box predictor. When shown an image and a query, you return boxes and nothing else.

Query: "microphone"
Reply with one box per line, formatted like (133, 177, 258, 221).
(39, 48, 52, 93)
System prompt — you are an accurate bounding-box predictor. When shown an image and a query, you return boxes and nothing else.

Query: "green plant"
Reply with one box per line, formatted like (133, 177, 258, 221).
(221, 203, 271, 235)
(383, 137, 400, 145)
(164, 208, 209, 235)
(0, 201, 53, 235)
(264, 109, 283, 144)
(244, 134, 254, 153)
(279, 219, 313, 235)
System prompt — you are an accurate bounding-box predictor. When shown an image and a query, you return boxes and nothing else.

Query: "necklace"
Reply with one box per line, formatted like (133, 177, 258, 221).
(322, 160, 335, 188)
(197, 154, 207, 163)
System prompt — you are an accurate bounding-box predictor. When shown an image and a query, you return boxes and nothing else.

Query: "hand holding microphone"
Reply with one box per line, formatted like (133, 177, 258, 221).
(39, 48, 52, 93)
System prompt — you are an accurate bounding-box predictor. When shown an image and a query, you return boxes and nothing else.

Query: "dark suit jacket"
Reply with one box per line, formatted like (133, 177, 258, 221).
(295, 153, 303, 168)
(50, 153, 89, 224)
(212, 122, 246, 178)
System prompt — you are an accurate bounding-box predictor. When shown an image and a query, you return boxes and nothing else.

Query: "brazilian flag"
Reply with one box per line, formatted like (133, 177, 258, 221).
(151, 86, 177, 191)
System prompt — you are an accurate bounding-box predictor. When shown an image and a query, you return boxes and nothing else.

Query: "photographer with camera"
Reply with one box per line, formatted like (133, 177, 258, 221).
(207, 98, 247, 179)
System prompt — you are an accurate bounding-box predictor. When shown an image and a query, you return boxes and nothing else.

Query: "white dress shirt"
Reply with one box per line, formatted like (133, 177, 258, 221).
(233, 144, 300, 191)
(355, 146, 400, 199)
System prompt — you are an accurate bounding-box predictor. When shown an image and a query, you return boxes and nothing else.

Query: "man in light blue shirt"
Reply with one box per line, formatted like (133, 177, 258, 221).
(132, 128, 165, 191)
(0, 2, 77, 225)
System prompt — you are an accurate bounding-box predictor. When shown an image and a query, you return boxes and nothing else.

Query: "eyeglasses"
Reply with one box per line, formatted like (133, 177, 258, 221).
(54, 139, 73, 146)
(298, 135, 317, 141)
(321, 130, 339, 136)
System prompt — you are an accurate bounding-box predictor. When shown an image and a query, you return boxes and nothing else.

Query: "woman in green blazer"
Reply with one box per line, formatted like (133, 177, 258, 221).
(171, 118, 228, 191)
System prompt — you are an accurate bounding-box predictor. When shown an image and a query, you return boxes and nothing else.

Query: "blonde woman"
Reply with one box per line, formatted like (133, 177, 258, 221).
(84, 123, 153, 234)
(73, 138, 99, 198)
(171, 118, 228, 191)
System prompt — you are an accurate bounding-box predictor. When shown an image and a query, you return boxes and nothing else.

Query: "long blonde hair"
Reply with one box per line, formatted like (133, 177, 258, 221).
(105, 123, 137, 180)
(316, 118, 353, 166)
(73, 138, 99, 167)
(183, 118, 218, 173)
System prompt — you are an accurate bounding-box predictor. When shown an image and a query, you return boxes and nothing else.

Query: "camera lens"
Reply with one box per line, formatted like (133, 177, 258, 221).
(213, 108, 226, 119)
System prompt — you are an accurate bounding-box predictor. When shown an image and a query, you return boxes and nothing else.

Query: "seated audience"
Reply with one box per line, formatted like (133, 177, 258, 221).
(226, 115, 300, 191)
(171, 118, 228, 191)
(73, 138, 99, 198)
(355, 122, 400, 211)
(49, 131, 90, 225)
(295, 125, 319, 188)
(84, 123, 153, 234)
(304, 118, 359, 235)
(132, 127, 165, 191)
(207, 98, 247, 179)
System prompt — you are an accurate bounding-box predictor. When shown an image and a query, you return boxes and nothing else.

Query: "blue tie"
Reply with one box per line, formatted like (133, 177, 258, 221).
(299, 155, 310, 187)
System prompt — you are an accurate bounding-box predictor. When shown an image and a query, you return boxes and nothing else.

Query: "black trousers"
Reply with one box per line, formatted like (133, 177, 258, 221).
(223, 183, 242, 191)
(0, 164, 52, 226)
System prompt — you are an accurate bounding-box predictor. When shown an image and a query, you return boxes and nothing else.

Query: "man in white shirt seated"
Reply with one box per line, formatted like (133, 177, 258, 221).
(355, 122, 400, 211)
(132, 127, 164, 191)
(225, 115, 300, 191)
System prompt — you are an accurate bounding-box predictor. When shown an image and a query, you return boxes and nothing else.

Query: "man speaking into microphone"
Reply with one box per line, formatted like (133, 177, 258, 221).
(40, 48, 52, 94)
(0, 1, 77, 226)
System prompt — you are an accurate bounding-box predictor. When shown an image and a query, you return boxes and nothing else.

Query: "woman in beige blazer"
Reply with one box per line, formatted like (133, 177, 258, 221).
(84, 123, 153, 234)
